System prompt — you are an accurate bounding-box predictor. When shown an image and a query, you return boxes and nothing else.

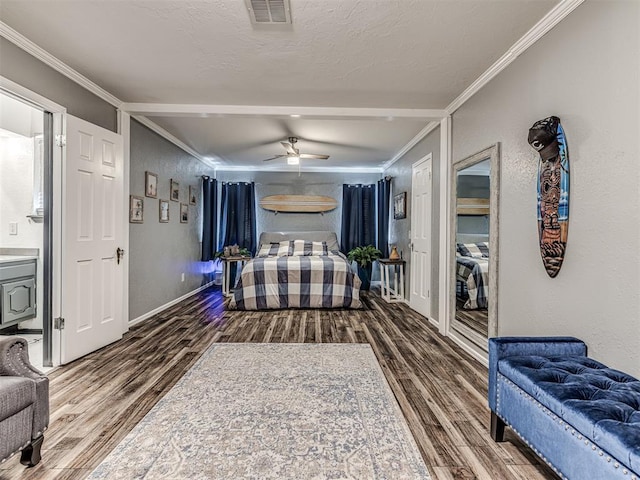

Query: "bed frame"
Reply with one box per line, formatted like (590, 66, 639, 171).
(231, 231, 360, 310)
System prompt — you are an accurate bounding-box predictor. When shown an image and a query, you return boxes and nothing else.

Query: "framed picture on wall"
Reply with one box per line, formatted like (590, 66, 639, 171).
(129, 195, 144, 223)
(159, 199, 170, 223)
(180, 203, 189, 223)
(145, 171, 158, 198)
(170, 179, 180, 201)
(189, 185, 197, 205)
(393, 192, 406, 220)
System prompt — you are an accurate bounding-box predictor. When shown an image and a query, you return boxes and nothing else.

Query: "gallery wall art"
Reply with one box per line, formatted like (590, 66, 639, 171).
(145, 171, 158, 198)
(159, 199, 169, 223)
(170, 179, 180, 201)
(393, 192, 406, 220)
(130, 195, 144, 223)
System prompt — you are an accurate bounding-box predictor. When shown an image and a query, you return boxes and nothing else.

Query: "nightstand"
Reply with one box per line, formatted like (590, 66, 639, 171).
(378, 258, 406, 303)
(221, 255, 251, 297)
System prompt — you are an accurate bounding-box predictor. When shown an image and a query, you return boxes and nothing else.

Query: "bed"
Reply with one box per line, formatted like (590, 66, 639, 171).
(229, 231, 362, 310)
(456, 241, 489, 310)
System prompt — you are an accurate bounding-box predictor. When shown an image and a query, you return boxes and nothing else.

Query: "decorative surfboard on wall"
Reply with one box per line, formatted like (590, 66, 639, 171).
(259, 195, 338, 214)
(528, 116, 570, 278)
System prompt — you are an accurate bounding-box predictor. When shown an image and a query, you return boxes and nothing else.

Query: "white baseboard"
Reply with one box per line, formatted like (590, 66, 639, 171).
(128, 282, 215, 328)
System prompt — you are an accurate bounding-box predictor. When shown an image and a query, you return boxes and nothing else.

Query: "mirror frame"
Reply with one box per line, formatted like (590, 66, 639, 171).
(450, 143, 500, 350)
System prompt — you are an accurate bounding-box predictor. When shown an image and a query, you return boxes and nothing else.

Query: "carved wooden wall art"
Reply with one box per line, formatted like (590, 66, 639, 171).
(528, 116, 570, 278)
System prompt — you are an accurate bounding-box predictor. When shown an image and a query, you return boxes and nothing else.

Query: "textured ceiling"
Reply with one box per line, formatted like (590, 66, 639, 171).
(150, 115, 430, 168)
(0, 0, 559, 169)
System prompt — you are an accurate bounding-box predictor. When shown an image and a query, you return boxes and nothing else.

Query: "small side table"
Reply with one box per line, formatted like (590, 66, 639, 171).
(378, 258, 406, 303)
(221, 255, 251, 297)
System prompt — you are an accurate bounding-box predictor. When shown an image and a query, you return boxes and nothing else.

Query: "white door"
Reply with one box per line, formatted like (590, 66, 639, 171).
(410, 154, 432, 319)
(61, 115, 124, 363)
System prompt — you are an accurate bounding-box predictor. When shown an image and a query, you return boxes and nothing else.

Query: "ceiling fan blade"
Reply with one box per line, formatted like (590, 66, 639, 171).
(281, 142, 297, 155)
(299, 154, 330, 160)
(263, 155, 287, 162)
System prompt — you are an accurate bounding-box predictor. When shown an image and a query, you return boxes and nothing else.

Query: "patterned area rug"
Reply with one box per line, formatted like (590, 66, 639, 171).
(88, 344, 431, 479)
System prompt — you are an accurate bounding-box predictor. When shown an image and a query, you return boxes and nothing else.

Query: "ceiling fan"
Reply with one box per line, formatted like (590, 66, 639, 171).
(263, 137, 330, 164)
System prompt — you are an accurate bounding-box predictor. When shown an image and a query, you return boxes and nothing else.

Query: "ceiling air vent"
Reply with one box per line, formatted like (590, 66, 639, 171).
(245, 0, 292, 24)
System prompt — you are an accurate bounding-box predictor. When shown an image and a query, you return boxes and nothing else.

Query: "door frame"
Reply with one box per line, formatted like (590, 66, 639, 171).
(409, 153, 433, 323)
(0, 76, 65, 367)
(438, 116, 452, 338)
(0, 77, 131, 365)
(118, 111, 130, 334)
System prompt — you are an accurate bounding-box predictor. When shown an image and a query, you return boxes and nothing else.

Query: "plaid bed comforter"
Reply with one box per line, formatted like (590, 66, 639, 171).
(229, 253, 362, 310)
(456, 256, 489, 309)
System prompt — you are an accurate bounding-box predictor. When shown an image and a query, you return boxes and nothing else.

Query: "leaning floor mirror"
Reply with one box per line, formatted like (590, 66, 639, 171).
(450, 143, 500, 350)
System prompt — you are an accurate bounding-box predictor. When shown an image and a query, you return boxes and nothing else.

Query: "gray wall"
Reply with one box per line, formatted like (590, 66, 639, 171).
(384, 126, 441, 321)
(0, 38, 117, 132)
(451, 1, 640, 375)
(129, 119, 215, 320)
(216, 170, 381, 244)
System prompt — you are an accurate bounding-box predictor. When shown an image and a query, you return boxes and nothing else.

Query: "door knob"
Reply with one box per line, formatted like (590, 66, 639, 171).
(116, 247, 125, 264)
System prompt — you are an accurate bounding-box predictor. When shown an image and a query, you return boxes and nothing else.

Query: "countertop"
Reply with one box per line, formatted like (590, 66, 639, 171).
(0, 255, 38, 265)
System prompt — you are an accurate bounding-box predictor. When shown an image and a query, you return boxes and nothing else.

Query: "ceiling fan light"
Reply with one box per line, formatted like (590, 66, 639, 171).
(287, 156, 300, 165)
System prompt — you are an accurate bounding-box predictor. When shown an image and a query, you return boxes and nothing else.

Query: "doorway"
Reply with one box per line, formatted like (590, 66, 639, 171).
(0, 91, 53, 370)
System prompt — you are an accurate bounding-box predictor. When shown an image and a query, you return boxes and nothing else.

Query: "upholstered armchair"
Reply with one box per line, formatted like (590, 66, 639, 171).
(0, 336, 49, 467)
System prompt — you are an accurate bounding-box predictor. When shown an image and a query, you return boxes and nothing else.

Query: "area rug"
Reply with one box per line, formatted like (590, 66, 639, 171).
(88, 343, 431, 479)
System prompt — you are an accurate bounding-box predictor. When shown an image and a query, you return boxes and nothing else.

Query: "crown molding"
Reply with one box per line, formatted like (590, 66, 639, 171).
(445, 0, 585, 114)
(216, 164, 383, 174)
(121, 102, 446, 120)
(3, 0, 584, 174)
(382, 121, 439, 171)
(0, 22, 215, 169)
(0, 21, 123, 108)
(0, 21, 215, 168)
(132, 116, 217, 170)
(387, 0, 584, 168)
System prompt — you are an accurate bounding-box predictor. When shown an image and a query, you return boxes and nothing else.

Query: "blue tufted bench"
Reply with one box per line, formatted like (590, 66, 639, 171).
(489, 337, 640, 480)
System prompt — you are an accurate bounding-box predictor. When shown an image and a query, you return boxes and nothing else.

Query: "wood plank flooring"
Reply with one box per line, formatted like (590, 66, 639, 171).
(455, 299, 489, 338)
(0, 287, 558, 480)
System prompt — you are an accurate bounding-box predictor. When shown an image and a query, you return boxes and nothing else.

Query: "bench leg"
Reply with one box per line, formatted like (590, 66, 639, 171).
(20, 434, 44, 467)
(490, 412, 506, 442)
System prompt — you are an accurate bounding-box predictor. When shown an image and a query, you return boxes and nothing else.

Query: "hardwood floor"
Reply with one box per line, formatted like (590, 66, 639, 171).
(455, 298, 489, 338)
(1, 287, 557, 480)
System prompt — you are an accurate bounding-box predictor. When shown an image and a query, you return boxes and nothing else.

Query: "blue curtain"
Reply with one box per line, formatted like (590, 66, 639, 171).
(200, 176, 217, 261)
(376, 177, 391, 258)
(341, 184, 375, 254)
(220, 182, 257, 254)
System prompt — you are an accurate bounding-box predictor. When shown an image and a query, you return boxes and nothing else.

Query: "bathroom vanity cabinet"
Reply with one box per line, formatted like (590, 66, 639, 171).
(0, 256, 37, 327)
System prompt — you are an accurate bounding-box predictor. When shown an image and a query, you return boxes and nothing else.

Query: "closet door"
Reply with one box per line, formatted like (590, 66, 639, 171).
(410, 154, 432, 319)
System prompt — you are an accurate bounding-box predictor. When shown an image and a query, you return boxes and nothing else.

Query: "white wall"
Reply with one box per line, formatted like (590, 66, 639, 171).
(451, 1, 640, 375)
(0, 135, 43, 329)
